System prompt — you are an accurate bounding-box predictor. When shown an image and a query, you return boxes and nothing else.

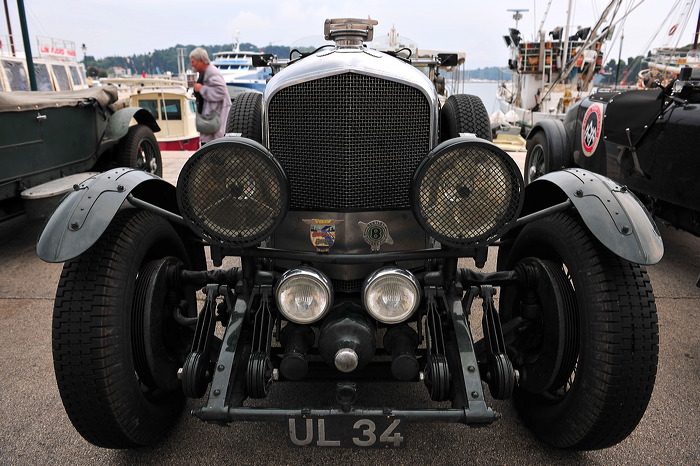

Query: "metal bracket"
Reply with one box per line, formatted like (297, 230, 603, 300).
(446, 292, 496, 423)
(199, 286, 247, 413)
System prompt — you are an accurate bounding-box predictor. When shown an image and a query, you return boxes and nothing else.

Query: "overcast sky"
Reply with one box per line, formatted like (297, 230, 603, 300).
(1, 0, 697, 69)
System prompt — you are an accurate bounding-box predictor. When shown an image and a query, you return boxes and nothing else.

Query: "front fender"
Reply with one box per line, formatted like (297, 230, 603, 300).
(104, 107, 160, 140)
(37, 168, 176, 263)
(524, 168, 663, 265)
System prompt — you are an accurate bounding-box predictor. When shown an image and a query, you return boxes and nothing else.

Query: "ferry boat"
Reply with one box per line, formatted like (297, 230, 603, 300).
(0, 35, 88, 92)
(211, 32, 272, 98)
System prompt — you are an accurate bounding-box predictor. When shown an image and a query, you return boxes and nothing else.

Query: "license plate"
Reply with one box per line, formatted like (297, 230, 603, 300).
(287, 414, 407, 448)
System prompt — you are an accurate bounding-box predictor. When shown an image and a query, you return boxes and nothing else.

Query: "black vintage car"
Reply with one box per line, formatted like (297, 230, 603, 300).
(38, 19, 662, 451)
(525, 66, 700, 236)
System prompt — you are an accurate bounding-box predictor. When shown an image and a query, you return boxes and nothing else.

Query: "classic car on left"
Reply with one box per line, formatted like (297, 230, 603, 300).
(0, 87, 161, 221)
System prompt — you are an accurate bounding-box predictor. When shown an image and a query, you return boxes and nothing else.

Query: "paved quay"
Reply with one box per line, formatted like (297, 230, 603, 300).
(0, 149, 697, 464)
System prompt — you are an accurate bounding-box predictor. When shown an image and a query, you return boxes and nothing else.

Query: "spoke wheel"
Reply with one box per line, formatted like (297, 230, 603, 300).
(117, 124, 163, 176)
(524, 131, 549, 184)
(498, 211, 658, 450)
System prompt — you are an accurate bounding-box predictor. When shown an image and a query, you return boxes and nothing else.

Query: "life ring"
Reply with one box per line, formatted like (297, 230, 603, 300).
(668, 24, 678, 36)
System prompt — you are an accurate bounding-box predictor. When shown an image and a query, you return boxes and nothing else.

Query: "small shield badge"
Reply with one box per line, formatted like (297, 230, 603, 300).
(302, 219, 343, 252)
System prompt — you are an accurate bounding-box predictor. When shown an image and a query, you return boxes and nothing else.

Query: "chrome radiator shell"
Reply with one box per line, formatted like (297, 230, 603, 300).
(263, 47, 438, 211)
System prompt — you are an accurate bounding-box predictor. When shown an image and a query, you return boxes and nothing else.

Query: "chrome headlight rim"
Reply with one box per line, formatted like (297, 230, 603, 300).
(176, 137, 290, 248)
(362, 267, 421, 324)
(274, 267, 334, 324)
(410, 137, 524, 248)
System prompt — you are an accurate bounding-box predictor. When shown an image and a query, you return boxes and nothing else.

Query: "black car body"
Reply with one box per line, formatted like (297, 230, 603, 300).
(525, 66, 700, 236)
(38, 19, 663, 451)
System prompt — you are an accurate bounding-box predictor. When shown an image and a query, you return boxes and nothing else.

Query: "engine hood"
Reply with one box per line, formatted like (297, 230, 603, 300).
(264, 46, 439, 106)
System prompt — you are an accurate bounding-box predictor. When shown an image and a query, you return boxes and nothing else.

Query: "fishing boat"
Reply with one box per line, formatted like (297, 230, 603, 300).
(104, 77, 200, 151)
(496, 1, 622, 132)
(0, 35, 88, 92)
(211, 32, 272, 98)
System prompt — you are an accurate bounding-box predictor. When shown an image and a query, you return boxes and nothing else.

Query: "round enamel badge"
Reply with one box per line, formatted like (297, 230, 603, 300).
(581, 103, 603, 157)
(358, 220, 394, 252)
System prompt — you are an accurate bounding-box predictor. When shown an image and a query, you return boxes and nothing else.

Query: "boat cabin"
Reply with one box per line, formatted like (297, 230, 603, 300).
(128, 80, 200, 151)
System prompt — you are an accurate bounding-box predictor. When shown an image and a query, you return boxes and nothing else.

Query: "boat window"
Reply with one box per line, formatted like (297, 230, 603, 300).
(189, 101, 196, 113)
(51, 65, 71, 90)
(161, 99, 182, 120)
(1, 60, 29, 91)
(138, 99, 160, 120)
(69, 66, 83, 86)
(34, 64, 53, 91)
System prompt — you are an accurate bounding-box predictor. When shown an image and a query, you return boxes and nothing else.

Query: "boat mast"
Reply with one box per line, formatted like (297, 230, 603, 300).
(233, 30, 241, 53)
(694, 5, 700, 50)
(2, 0, 16, 56)
(556, 0, 621, 82)
(562, 0, 573, 80)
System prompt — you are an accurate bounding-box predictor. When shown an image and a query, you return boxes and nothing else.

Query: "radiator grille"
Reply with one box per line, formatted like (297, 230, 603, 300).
(268, 73, 431, 210)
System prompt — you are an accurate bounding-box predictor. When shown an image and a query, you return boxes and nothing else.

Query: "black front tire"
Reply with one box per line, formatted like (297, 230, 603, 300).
(498, 212, 658, 450)
(52, 209, 193, 448)
(439, 94, 492, 142)
(117, 124, 162, 176)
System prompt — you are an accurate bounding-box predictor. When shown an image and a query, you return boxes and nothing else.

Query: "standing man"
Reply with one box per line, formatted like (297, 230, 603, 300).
(190, 47, 231, 144)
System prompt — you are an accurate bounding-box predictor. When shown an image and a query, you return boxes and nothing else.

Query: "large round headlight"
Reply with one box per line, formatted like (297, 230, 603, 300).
(411, 137, 524, 247)
(275, 267, 333, 324)
(362, 268, 421, 324)
(177, 138, 289, 247)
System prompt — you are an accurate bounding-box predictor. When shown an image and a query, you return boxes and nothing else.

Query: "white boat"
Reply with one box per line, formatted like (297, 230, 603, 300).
(0, 35, 88, 92)
(103, 77, 200, 151)
(211, 32, 272, 99)
(496, 1, 621, 131)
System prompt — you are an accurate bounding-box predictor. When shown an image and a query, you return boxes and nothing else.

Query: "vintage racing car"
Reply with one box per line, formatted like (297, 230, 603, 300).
(38, 19, 662, 450)
(525, 65, 700, 236)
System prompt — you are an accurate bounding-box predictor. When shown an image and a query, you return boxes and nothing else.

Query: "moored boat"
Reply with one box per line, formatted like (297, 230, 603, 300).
(211, 32, 272, 99)
(104, 77, 200, 151)
(496, 2, 619, 131)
